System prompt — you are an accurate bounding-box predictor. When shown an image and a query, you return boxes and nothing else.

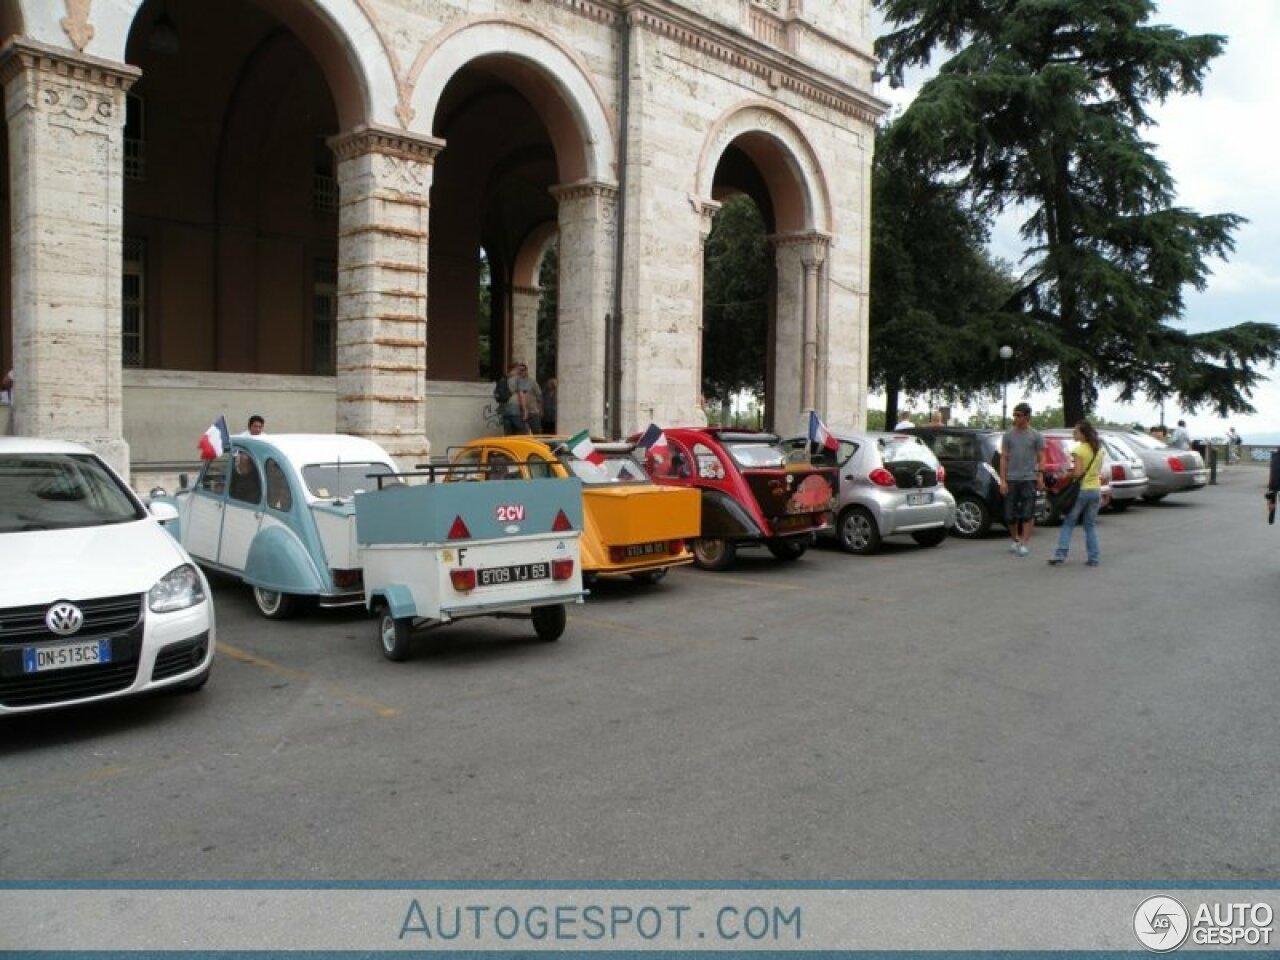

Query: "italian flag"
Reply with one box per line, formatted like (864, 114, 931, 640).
(566, 429, 604, 465)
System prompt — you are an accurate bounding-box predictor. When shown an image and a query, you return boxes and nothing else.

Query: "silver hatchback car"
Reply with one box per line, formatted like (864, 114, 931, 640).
(784, 430, 956, 554)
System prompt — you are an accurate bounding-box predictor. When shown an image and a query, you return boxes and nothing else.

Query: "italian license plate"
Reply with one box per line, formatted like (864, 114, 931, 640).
(624, 541, 668, 558)
(776, 513, 814, 531)
(906, 492, 934, 506)
(478, 562, 550, 587)
(23, 638, 112, 674)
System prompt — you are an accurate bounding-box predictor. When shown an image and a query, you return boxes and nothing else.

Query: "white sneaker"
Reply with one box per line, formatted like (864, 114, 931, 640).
(1009, 542, 1019, 554)
(1017, 544, 1029, 557)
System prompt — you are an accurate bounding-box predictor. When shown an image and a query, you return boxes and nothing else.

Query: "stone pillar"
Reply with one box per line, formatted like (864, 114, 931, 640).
(0, 40, 138, 473)
(550, 180, 616, 438)
(692, 200, 721, 427)
(772, 231, 830, 434)
(329, 125, 442, 467)
(511, 285, 540, 382)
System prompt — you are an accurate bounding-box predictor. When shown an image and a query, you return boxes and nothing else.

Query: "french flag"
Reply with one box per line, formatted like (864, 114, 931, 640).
(807, 410, 838, 453)
(198, 415, 231, 460)
(636, 422, 669, 458)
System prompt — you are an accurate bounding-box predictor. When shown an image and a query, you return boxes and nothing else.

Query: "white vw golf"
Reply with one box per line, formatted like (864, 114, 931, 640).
(0, 437, 215, 715)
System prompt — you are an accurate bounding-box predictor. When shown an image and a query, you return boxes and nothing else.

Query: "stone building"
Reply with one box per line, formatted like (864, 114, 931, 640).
(0, 0, 884, 479)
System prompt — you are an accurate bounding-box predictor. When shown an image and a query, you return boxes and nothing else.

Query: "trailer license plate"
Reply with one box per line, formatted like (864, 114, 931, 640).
(478, 562, 550, 587)
(22, 638, 112, 674)
(906, 492, 933, 506)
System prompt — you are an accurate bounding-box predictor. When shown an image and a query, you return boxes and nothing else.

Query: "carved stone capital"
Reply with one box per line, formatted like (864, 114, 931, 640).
(771, 230, 831, 254)
(548, 179, 620, 204)
(328, 124, 446, 165)
(0, 38, 139, 128)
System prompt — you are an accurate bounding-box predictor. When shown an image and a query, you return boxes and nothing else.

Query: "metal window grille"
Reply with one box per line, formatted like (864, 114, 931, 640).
(124, 94, 145, 180)
(122, 238, 145, 368)
(312, 259, 337, 375)
(313, 174, 338, 213)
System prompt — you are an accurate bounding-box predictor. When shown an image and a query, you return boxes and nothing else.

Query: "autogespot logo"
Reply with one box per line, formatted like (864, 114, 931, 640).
(1134, 896, 1190, 952)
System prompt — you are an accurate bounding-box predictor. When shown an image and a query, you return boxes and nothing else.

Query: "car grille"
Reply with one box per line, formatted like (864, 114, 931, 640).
(152, 633, 210, 682)
(0, 594, 145, 708)
(0, 594, 144, 646)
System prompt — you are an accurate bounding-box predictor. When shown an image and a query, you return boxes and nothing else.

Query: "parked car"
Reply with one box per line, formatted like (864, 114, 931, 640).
(1095, 431, 1149, 510)
(1112, 430, 1208, 501)
(1045, 428, 1147, 511)
(900, 427, 1045, 539)
(1037, 432, 1112, 525)
(0, 437, 215, 715)
(450, 436, 700, 583)
(782, 430, 955, 554)
(162, 433, 398, 619)
(641, 428, 836, 570)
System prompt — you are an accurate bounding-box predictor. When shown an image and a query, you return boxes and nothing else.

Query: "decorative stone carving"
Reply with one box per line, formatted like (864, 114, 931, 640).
(60, 0, 96, 53)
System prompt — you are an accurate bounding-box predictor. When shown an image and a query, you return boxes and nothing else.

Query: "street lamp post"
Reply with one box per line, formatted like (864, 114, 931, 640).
(999, 345, 1013, 429)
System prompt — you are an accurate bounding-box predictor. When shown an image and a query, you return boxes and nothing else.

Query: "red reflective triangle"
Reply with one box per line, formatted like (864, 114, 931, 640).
(447, 515, 472, 539)
(551, 509, 574, 532)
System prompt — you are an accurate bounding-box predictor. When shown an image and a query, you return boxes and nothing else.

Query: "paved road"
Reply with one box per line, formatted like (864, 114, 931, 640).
(3, 464, 1278, 881)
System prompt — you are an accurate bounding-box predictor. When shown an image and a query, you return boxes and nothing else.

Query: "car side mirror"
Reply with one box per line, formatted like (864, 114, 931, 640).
(149, 500, 179, 523)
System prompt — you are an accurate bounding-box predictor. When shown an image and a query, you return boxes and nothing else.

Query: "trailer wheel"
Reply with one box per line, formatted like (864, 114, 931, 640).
(253, 587, 299, 620)
(378, 608, 414, 662)
(531, 604, 567, 642)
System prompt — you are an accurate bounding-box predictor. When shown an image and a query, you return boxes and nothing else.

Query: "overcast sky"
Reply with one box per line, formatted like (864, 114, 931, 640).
(873, 0, 1280, 438)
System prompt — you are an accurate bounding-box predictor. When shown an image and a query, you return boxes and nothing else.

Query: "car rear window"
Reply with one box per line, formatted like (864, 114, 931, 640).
(302, 461, 394, 500)
(0, 453, 144, 533)
(562, 452, 649, 485)
(724, 441, 786, 469)
(879, 436, 941, 468)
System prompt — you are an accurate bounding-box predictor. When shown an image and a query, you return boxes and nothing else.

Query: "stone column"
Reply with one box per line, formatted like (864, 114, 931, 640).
(329, 125, 442, 466)
(772, 231, 830, 434)
(0, 40, 138, 473)
(510, 284, 541, 382)
(550, 180, 617, 438)
(692, 200, 721, 427)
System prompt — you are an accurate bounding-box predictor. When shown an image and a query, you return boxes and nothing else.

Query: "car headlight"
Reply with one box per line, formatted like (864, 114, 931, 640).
(149, 563, 207, 613)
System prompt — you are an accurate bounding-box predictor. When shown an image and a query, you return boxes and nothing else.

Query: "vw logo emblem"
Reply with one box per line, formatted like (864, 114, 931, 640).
(45, 602, 84, 636)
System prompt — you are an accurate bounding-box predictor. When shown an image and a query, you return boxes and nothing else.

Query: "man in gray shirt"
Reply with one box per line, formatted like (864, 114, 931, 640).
(999, 401, 1046, 557)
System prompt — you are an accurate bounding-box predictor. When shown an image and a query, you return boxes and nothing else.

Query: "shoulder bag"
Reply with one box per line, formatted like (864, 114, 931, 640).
(1054, 447, 1099, 516)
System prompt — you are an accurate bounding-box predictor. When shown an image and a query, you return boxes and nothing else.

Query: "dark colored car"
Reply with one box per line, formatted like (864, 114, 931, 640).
(901, 427, 1045, 539)
(641, 428, 836, 570)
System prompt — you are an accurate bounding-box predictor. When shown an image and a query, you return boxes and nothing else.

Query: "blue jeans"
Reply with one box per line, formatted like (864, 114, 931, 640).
(1054, 488, 1101, 563)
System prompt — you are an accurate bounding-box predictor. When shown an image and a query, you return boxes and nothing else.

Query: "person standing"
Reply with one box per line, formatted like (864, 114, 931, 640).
(999, 402, 1046, 557)
(522, 364, 544, 433)
(1227, 426, 1241, 464)
(501, 362, 532, 435)
(238, 415, 265, 436)
(1047, 420, 1105, 567)
(894, 411, 914, 430)
(1170, 419, 1191, 450)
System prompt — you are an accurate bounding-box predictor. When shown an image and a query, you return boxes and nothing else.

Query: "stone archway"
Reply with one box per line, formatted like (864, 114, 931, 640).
(696, 102, 833, 433)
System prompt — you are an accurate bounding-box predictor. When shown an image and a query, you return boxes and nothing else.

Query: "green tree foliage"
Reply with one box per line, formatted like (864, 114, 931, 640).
(875, 0, 1280, 424)
(871, 121, 1019, 425)
(536, 238, 559, 380)
(702, 194, 769, 406)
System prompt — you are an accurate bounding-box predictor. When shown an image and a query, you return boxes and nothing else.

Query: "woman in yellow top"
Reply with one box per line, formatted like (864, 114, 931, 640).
(1048, 420, 1104, 567)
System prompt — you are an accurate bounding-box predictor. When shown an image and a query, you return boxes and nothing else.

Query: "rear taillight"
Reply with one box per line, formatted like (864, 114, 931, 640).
(449, 568, 477, 592)
(551, 558, 574, 581)
(1167, 457, 1185, 473)
(609, 546, 626, 564)
(936, 465, 946, 483)
(332, 568, 361, 589)
(868, 467, 896, 487)
(1111, 465, 1124, 482)
(668, 538, 684, 554)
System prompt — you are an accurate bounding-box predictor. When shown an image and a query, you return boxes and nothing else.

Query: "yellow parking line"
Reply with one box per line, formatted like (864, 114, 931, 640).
(687, 573, 803, 591)
(0, 764, 128, 799)
(218, 642, 400, 718)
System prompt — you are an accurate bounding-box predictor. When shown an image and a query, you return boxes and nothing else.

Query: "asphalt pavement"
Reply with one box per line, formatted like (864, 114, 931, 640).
(2, 461, 1278, 881)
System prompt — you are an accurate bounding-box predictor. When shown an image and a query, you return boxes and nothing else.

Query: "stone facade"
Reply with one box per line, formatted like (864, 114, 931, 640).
(0, 0, 885, 479)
